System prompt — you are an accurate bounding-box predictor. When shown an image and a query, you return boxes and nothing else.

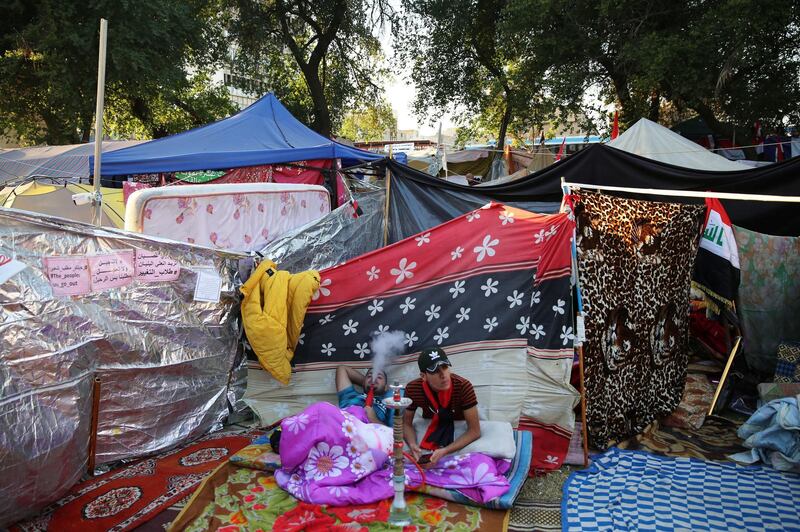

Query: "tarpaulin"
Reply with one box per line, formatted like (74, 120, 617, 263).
(0, 208, 245, 526)
(246, 203, 579, 471)
(382, 144, 800, 237)
(93, 94, 381, 176)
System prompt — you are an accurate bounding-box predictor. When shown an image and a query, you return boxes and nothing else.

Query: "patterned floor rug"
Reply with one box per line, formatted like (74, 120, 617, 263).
(614, 415, 745, 462)
(169, 461, 510, 531)
(11, 430, 261, 532)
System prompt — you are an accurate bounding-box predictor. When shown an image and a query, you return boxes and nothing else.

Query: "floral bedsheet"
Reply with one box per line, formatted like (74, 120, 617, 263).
(275, 402, 511, 506)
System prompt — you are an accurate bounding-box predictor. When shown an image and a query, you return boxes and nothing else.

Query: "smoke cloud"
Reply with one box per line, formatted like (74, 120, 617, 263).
(370, 330, 406, 381)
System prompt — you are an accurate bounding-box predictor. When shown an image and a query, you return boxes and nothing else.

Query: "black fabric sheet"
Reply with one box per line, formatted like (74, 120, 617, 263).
(383, 145, 800, 238)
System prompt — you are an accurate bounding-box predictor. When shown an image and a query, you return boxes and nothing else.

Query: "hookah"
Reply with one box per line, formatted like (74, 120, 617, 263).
(383, 380, 413, 525)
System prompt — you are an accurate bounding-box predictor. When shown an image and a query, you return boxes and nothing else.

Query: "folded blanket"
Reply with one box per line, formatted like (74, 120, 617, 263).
(275, 402, 511, 506)
(730, 395, 800, 472)
(412, 417, 516, 459)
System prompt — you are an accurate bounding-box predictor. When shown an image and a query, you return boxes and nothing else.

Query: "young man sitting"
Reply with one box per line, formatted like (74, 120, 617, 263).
(403, 347, 481, 467)
(336, 365, 393, 425)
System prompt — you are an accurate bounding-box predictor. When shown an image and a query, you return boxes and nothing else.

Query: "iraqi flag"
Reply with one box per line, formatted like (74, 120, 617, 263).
(693, 198, 740, 308)
(246, 203, 579, 471)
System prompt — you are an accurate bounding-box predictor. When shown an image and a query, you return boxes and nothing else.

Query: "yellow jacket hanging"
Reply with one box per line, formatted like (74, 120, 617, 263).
(240, 260, 320, 385)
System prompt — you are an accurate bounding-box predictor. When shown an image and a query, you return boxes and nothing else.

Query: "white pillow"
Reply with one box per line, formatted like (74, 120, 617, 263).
(411, 418, 516, 459)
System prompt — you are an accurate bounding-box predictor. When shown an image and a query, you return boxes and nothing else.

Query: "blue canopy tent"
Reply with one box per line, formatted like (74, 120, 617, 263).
(91, 93, 381, 176)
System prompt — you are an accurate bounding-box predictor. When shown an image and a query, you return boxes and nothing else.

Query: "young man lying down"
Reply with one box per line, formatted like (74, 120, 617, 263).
(272, 349, 511, 507)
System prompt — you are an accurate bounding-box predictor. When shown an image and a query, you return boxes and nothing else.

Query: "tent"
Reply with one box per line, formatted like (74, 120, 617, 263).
(381, 144, 800, 239)
(0, 141, 142, 186)
(608, 118, 747, 171)
(93, 94, 381, 177)
(0, 179, 126, 228)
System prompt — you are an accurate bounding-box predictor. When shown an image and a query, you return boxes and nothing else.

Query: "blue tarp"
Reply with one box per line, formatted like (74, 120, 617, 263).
(91, 94, 381, 176)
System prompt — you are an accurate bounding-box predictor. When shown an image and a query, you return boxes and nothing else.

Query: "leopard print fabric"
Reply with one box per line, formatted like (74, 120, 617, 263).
(574, 190, 704, 449)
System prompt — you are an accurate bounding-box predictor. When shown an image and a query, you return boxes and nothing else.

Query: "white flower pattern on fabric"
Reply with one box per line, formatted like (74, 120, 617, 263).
(328, 486, 350, 497)
(312, 278, 332, 300)
(473, 234, 499, 262)
(449, 462, 497, 486)
(319, 314, 335, 325)
(415, 232, 431, 247)
(481, 278, 499, 297)
(484, 317, 498, 332)
(321, 343, 336, 356)
(404, 331, 418, 347)
(425, 304, 441, 322)
(451, 246, 464, 260)
(345, 438, 367, 458)
(284, 413, 309, 434)
(560, 325, 575, 346)
(343, 319, 359, 336)
(552, 299, 566, 315)
(456, 307, 471, 323)
(354, 342, 370, 359)
(516, 316, 531, 335)
(534, 229, 546, 245)
(400, 297, 416, 314)
(376, 324, 390, 334)
(530, 290, 541, 307)
(449, 280, 466, 299)
(298, 333, 305, 345)
(546, 224, 558, 240)
(366, 266, 380, 281)
(368, 299, 384, 316)
(351, 452, 376, 478)
(507, 290, 524, 308)
(304, 442, 349, 481)
(341, 419, 357, 438)
(530, 324, 546, 340)
(390, 258, 417, 284)
(466, 211, 481, 222)
(499, 211, 515, 225)
(434, 327, 450, 345)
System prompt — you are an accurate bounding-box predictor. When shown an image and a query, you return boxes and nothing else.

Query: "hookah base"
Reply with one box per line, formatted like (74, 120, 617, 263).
(388, 506, 412, 526)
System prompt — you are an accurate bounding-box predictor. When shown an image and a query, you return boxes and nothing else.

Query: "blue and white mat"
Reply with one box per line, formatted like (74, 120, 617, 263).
(562, 447, 800, 531)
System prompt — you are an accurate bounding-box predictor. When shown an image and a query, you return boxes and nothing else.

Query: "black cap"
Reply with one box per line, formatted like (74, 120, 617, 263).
(418, 347, 451, 373)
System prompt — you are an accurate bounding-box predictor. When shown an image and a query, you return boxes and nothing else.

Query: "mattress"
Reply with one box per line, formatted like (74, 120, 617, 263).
(125, 183, 331, 251)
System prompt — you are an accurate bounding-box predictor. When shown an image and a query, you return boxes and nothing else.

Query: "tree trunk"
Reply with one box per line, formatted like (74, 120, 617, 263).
(304, 68, 332, 137)
(497, 89, 512, 152)
(41, 110, 79, 145)
(648, 91, 660, 122)
(693, 102, 736, 139)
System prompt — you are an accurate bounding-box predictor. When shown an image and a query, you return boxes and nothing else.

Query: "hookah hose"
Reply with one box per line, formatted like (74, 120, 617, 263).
(402, 451, 427, 489)
(365, 385, 375, 407)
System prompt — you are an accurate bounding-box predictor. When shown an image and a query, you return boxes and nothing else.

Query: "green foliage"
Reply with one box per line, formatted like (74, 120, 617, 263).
(338, 99, 397, 141)
(395, 0, 557, 147)
(227, 0, 391, 136)
(398, 0, 799, 141)
(0, 0, 233, 145)
(504, 0, 800, 135)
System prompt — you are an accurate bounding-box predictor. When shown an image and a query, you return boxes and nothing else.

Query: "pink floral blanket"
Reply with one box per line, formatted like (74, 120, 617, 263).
(275, 402, 511, 506)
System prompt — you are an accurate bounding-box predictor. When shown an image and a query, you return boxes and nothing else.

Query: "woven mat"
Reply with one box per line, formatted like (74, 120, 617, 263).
(508, 468, 572, 532)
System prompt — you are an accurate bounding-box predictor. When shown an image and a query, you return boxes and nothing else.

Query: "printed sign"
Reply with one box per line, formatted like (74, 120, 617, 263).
(88, 251, 135, 291)
(193, 268, 222, 303)
(0, 253, 27, 285)
(44, 256, 91, 296)
(135, 250, 181, 282)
